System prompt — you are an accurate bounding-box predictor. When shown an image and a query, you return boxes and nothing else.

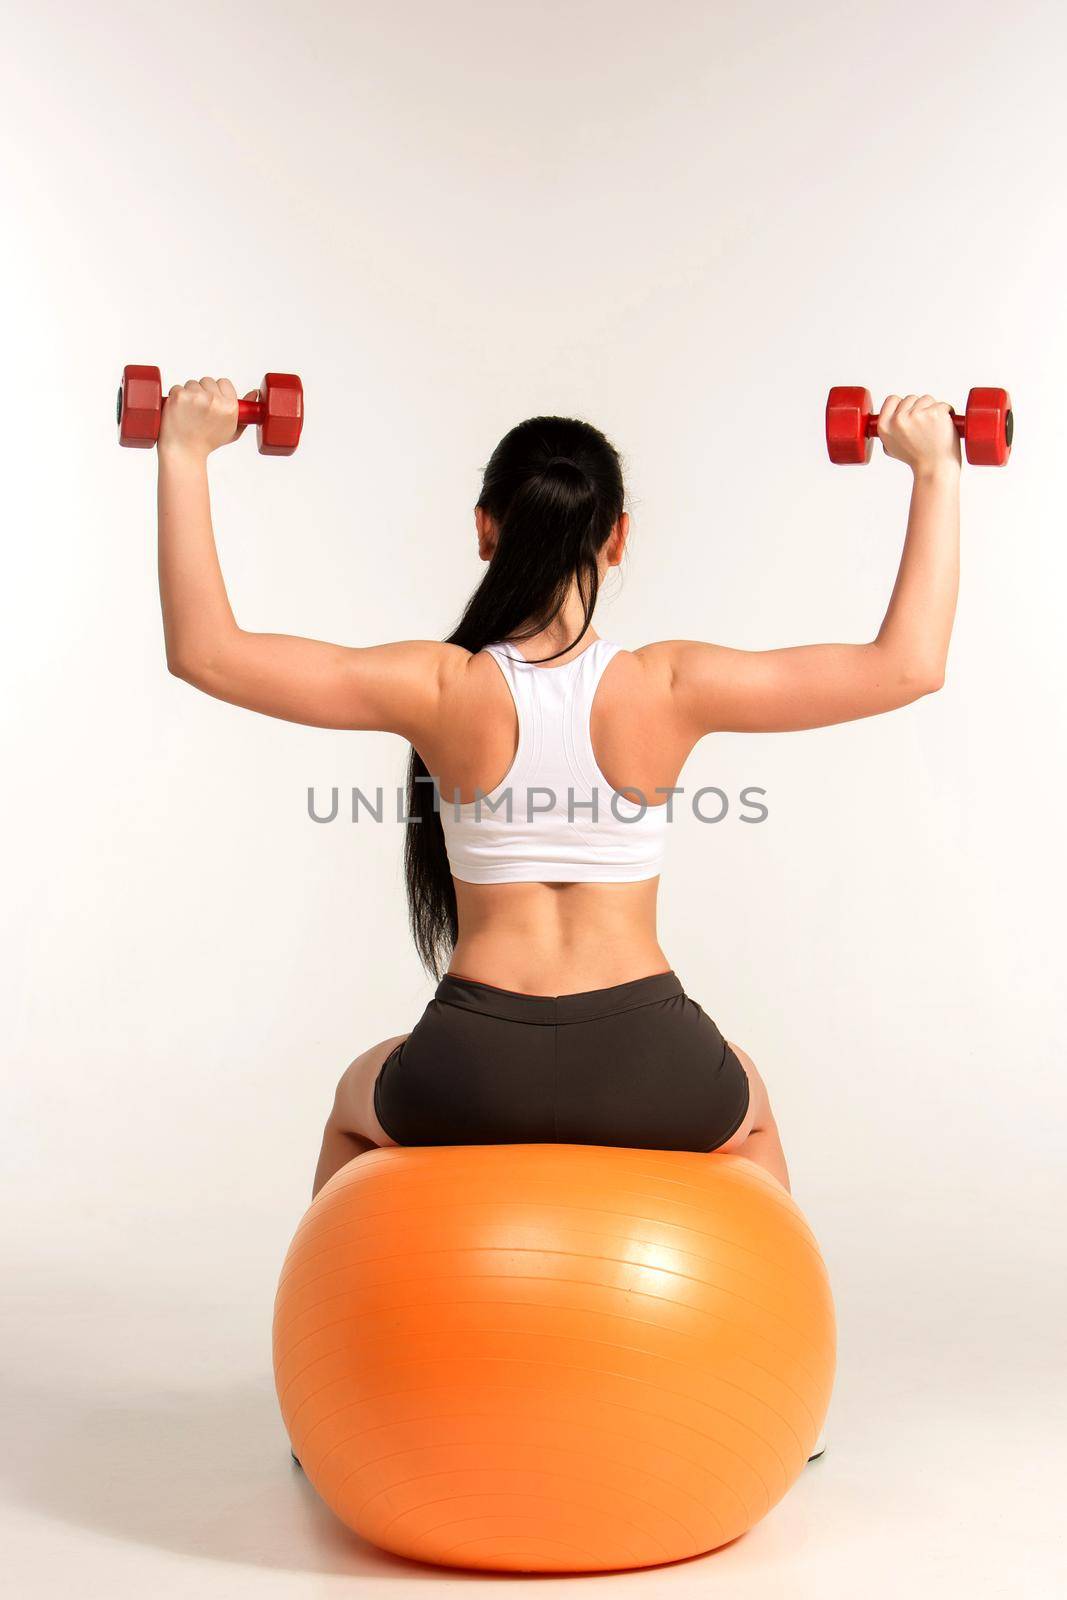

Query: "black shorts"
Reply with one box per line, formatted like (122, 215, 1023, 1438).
(373, 970, 750, 1153)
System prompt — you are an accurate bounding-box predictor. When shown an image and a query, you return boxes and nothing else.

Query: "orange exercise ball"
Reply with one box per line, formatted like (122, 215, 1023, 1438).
(273, 1144, 835, 1573)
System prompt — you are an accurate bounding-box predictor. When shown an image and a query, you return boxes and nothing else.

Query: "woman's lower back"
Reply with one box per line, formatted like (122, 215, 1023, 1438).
(450, 877, 670, 994)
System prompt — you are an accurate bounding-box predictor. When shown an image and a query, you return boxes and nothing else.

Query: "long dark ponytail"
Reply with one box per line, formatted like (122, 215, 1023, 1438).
(405, 415, 625, 974)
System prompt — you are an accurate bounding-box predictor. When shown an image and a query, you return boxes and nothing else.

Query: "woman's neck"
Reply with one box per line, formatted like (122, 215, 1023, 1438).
(515, 588, 601, 664)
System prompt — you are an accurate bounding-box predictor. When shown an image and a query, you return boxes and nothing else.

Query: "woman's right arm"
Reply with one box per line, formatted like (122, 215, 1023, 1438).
(157, 376, 462, 736)
(654, 394, 962, 736)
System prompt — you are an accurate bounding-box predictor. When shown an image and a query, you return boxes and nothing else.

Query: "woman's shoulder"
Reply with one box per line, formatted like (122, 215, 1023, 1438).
(589, 642, 681, 722)
(617, 640, 684, 686)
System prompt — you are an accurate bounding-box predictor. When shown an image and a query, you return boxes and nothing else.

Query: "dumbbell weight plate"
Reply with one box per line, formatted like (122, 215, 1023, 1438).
(118, 364, 164, 447)
(825, 386, 874, 464)
(964, 387, 1013, 466)
(257, 373, 304, 456)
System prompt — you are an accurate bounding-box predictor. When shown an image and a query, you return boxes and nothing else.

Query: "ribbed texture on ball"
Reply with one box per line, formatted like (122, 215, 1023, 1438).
(273, 1145, 835, 1573)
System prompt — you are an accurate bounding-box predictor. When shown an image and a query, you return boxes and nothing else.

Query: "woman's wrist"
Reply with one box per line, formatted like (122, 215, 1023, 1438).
(911, 457, 961, 488)
(158, 440, 210, 473)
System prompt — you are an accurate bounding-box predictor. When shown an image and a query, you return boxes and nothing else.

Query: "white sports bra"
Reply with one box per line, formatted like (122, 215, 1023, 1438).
(439, 638, 669, 884)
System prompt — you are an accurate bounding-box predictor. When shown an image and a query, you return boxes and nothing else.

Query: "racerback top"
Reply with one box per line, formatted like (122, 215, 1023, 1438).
(439, 638, 669, 884)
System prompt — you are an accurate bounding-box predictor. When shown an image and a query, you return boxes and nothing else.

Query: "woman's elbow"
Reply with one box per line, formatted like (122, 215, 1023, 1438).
(914, 655, 947, 695)
(167, 647, 215, 689)
(901, 661, 946, 702)
(167, 647, 197, 683)
(870, 643, 945, 708)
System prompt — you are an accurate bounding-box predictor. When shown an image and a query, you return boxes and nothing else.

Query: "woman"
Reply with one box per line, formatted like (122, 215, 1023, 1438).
(157, 381, 960, 1200)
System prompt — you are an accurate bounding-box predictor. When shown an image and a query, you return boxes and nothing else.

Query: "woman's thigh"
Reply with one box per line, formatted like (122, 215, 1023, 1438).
(715, 1040, 771, 1151)
(332, 1034, 409, 1147)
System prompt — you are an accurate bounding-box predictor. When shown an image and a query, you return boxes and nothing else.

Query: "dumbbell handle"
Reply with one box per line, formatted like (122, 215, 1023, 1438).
(157, 392, 266, 426)
(861, 410, 966, 439)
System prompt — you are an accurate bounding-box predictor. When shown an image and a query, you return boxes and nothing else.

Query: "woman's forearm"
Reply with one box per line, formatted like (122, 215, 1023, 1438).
(873, 460, 961, 687)
(157, 445, 239, 675)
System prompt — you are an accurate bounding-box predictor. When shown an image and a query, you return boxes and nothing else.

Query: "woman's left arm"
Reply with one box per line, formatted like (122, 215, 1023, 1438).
(655, 396, 962, 736)
(157, 376, 459, 735)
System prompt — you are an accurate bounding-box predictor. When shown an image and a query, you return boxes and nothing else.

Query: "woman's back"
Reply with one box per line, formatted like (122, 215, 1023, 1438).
(418, 627, 690, 993)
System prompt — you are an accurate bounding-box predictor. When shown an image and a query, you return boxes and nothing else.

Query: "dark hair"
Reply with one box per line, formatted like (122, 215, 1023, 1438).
(404, 415, 626, 974)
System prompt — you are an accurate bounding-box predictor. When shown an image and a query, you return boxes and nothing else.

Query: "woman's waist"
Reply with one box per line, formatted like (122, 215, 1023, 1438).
(437, 966, 683, 1017)
(450, 888, 669, 995)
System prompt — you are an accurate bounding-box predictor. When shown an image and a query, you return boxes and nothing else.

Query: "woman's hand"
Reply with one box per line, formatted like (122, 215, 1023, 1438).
(158, 376, 256, 460)
(877, 393, 961, 473)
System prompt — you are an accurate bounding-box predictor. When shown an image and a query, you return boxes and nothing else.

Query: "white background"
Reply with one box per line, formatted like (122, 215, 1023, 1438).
(3, 2, 1065, 1595)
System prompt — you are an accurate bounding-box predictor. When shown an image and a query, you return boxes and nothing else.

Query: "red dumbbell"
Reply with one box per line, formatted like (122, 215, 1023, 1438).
(117, 365, 304, 456)
(826, 386, 1013, 466)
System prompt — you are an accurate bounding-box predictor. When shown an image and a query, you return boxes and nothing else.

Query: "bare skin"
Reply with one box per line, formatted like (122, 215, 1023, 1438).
(156, 380, 960, 1196)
